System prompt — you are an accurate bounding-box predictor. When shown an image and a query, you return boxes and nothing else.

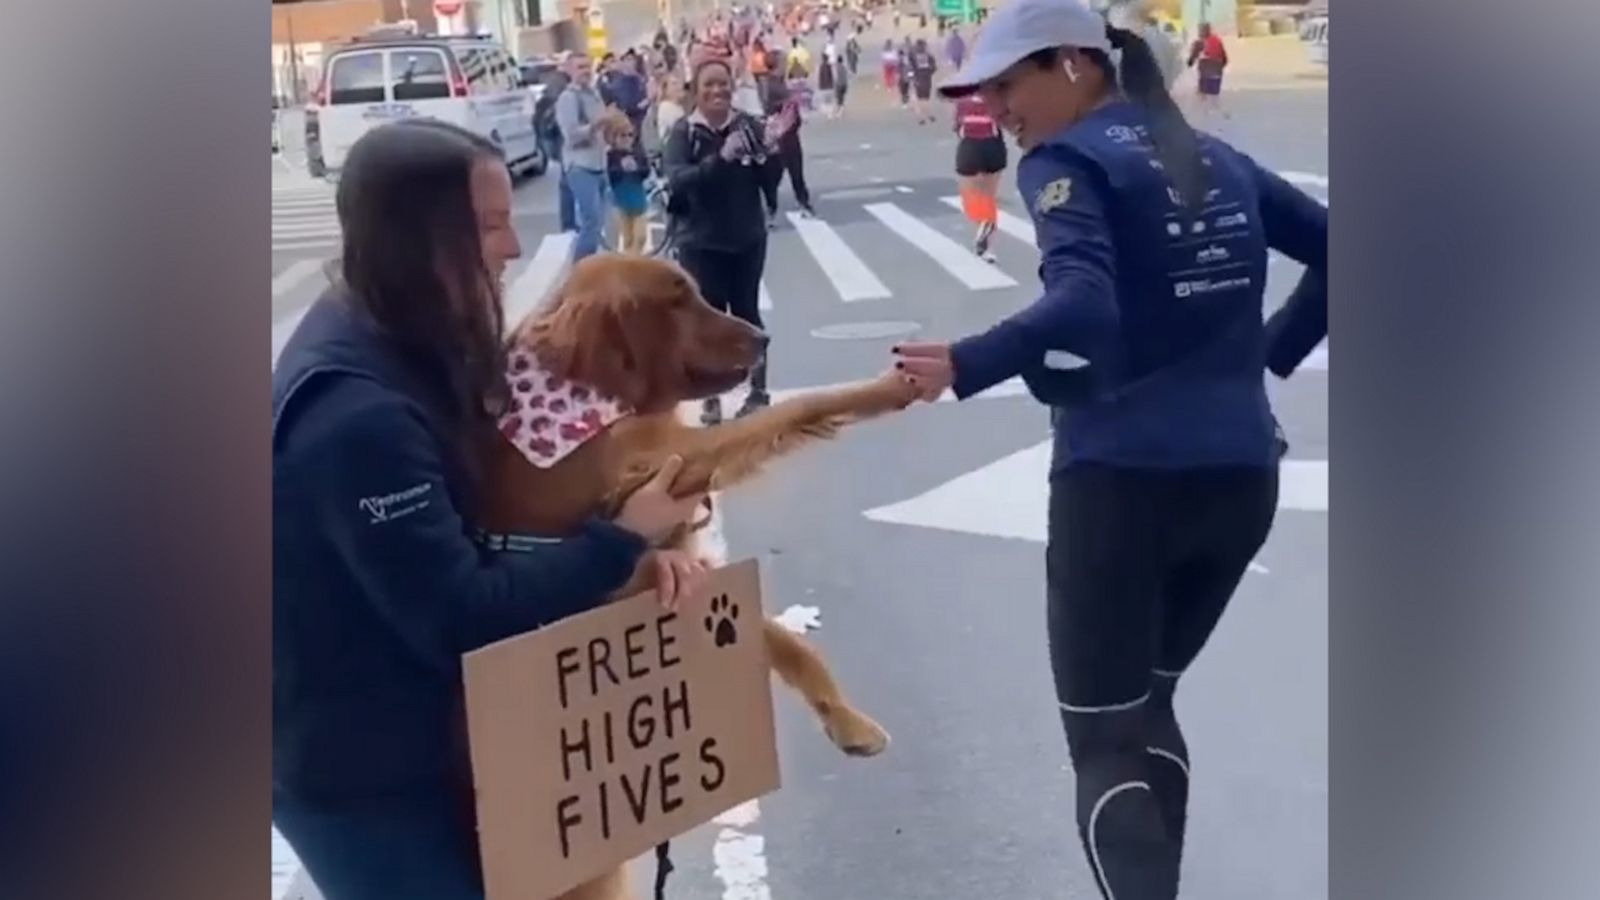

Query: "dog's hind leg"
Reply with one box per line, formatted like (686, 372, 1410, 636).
(762, 618, 890, 757)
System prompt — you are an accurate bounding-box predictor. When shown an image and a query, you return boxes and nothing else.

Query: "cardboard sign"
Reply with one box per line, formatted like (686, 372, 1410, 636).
(463, 559, 780, 900)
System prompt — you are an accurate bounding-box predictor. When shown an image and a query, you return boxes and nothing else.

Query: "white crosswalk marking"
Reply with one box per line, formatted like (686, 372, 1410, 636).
(940, 196, 1037, 246)
(273, 184, 339, 253)
(786, 212, 892, 302)
(866, 202, 1019, 290)
(272, 259, 324, 298)
(503, 232, 576, 325)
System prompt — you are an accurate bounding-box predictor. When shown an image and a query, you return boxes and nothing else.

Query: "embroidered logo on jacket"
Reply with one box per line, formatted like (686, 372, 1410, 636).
(497, 350, 631, 468)
(1035, 178, 1072, 213)
(359, 482, 433, 524)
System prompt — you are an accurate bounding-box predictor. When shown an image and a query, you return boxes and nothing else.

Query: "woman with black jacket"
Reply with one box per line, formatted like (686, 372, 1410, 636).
(662, 58, 774, 424)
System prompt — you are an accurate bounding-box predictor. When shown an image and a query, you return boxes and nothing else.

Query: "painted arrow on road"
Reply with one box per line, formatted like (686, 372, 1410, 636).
(864, 441, 1328, 545)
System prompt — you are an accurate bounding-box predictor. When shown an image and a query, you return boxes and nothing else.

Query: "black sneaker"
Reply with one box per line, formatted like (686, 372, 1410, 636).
(735, 391, 771, 418)
(701, 397, 723, 426)
(974, 220, 995, 260)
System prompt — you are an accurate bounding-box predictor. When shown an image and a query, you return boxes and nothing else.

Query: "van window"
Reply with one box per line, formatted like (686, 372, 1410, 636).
(458, 48, 494, 95)
(389, 48, 451, 101)
(462, 46, 515, 94)
(493, 51, 522, 92)
(327, 51, 387, 105)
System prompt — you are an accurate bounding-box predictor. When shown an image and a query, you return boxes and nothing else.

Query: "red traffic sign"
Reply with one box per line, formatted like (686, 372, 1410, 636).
(434, 0, 464, 16)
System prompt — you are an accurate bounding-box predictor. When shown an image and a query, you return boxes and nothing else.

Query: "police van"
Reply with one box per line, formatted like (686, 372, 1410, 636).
(305, 31, 546, 179)
(1300, 14, 1329, 67)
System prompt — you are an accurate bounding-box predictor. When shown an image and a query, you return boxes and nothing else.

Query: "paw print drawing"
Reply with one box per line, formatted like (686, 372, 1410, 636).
(704, 594, 740, 648)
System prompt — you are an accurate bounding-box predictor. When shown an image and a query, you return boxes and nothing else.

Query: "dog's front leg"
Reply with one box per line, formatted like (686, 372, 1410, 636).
(667, 375, 919, 494)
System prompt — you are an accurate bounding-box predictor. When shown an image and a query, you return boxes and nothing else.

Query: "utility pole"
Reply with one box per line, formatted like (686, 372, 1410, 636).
(286, 12, 302, 105)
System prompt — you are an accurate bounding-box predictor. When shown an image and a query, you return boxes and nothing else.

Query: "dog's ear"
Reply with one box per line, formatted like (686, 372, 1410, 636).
(526, 267, 656, 410)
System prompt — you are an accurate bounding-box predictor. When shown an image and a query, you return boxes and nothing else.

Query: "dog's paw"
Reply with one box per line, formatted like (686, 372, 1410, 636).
(824, 706, 891, 758)
(703, 593, 740, 647)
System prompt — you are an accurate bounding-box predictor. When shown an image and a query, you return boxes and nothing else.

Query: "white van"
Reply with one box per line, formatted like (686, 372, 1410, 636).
(1301, 15, 1329, 67)
(305, 34, 546, 179)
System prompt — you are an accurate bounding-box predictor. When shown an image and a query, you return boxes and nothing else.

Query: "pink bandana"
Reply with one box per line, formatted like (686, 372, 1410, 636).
(496, 349, 630, 468)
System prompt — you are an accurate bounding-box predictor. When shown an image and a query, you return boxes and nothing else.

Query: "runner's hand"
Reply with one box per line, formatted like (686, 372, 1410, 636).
(892, 341, 955, 402)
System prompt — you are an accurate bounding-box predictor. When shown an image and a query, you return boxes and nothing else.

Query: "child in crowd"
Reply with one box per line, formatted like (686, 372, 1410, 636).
(602, 114, 650, 254)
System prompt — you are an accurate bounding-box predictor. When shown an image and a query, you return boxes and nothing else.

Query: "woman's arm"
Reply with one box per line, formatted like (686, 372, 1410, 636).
(947, 147, 1118, 398)
(289, 377, 650, 672)
(1247, 159, 1329, 376)
(554, 90, 595, 148)
(662, 118, 724, 195)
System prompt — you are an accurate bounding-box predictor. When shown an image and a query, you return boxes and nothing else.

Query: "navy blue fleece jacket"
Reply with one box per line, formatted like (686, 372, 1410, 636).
(271, 292, 648, 802)
(947, 101, 1328, 471)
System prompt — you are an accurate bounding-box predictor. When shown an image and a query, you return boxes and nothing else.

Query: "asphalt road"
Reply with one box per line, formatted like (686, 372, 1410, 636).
(271, 69, 1328, 900)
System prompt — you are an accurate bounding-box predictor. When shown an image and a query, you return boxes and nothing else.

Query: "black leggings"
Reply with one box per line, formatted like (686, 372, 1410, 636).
(762, 132, 811, 213)
(676, 240, 769, 393)
(1045, 463, 1279, 899)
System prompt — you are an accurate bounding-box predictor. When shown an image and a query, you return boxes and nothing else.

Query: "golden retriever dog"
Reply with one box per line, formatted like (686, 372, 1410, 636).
(475, 253, 919, 900)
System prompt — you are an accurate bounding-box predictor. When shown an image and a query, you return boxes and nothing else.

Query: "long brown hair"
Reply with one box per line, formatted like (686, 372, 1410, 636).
(334, 119, 509, 458)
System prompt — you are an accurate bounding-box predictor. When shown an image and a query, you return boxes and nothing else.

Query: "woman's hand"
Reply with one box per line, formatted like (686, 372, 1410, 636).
(720, 130, 749, 161)
(613, 456, 708, 543)
(892, 341, 955, 402)
(646, 548, 711, 611)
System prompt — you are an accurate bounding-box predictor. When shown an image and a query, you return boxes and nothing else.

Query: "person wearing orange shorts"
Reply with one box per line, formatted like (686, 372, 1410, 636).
(951, 91, 1007, 261)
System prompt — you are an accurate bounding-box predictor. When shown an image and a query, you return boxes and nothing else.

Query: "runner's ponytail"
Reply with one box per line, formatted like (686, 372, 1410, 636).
(1102, 25, 1207, 211)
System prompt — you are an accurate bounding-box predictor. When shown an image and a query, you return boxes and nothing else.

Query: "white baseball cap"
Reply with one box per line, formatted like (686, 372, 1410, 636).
(938, 0, 1111, 98)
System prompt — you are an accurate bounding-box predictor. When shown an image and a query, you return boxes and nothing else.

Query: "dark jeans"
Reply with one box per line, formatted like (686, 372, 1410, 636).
(1045, 463, 1279, 899)
(541, 135, 576, 231)
(762, 132, 811, 214)
(273, 788, 483, 900)
(676, 239, 769, 393)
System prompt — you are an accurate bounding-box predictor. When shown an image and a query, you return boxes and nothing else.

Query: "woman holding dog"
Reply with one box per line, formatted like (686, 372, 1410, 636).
(890, 1, 1327, 897)
(662, 57, 775, 424)
(271, 119, 712, 900)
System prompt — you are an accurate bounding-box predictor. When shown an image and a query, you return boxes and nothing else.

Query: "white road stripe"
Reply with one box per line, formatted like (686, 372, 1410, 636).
(503, 232, 575, 326)
(758, 278, 773, 312)
(272, 205, 338, 218)
(1278, 171, 1330, 189)
(273, 239, 341, 252)
(940, 196, 1037, 246)
(272, 223, 343, 238)
(682, 441, 772, 900)
(272, 198, 337, 210)
(786, 213, 891, 302)
(865, 202, 1018, 290)
(272, 259, 324, 298)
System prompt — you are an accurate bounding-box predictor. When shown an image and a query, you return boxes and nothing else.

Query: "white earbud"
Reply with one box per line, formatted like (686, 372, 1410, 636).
(1063, 58, 1080, 83)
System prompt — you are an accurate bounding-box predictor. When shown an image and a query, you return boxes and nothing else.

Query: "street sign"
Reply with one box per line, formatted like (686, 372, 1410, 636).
(933, 0, 979, 23)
